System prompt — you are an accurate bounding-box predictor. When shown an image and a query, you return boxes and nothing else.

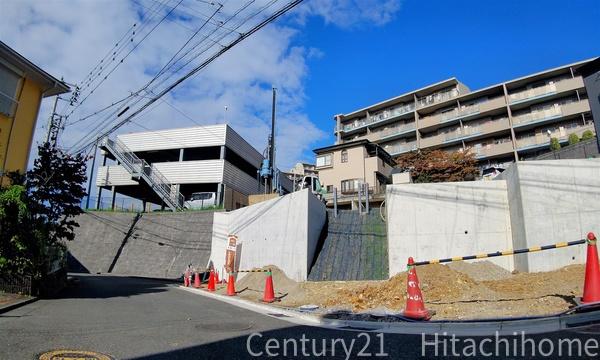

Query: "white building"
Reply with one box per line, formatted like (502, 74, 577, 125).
(96, 124, 291, 211)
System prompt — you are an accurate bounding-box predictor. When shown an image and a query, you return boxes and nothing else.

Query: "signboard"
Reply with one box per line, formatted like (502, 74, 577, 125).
(224, 235, 237, 274)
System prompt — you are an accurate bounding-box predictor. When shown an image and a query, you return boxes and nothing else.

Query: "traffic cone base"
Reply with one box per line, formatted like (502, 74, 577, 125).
(402, 257, 432, 321)
(226, 274, 236, 296)
(582, 232, 600, 304)
(261, 271, 276, 303)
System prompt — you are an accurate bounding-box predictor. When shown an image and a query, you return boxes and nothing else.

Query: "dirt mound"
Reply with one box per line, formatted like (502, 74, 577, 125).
(447, 261, 512, 281)
(218, 266, 304, 303)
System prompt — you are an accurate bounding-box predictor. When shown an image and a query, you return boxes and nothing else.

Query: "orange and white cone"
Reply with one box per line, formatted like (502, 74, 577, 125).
(582, 232, 600, 304)
(262, 270, 276, 303)
(207, 270, 216, 292)
(402, 257, 432, 320)
(226, 273, 236, 296)
(193, 271, 201, 288)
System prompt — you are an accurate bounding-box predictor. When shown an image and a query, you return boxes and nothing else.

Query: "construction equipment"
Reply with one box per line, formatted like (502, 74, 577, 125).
(296, 174, 326, 200)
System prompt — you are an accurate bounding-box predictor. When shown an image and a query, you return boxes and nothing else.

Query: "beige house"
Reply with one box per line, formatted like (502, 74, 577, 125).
(313, 140, 394, 197)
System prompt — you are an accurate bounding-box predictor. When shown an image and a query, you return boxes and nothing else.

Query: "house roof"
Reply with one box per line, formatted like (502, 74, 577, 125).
(0, 41, 70, 97)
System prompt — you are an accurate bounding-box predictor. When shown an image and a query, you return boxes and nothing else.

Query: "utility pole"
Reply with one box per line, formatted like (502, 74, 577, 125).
(45, 95, 63, 147)
(85, 139, 99, 209)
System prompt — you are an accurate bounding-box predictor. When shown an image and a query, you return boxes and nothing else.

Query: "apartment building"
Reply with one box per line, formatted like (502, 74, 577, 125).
(334, 59, 597, 169)
(96, 124, 292, 211)
(314, 139, 394, 198)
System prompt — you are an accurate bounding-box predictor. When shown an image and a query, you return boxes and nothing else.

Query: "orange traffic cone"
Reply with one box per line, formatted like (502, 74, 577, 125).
(193, 272, 201, 288)
(262, 270, 276, 303)
(582, 232, 600, 304)
(207, 270, 216, 292)
(184, 270, 190, 287)
(226, 274, 236, 296)
(402, 257, 432, 320)
(215, 270, 220, 284)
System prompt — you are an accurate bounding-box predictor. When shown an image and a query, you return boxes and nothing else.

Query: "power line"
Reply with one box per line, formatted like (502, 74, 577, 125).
(66, 0, 259, 150)
(70, 0, 304, 153)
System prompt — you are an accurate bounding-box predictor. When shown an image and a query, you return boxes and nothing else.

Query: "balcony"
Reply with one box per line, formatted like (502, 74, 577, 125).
(508, 77, 584, 105)
(372, 122, 416, 141)
(516, 123, 595, 151)
(512, 100, 590, 128)
(383, 141, 418, 156)
(479, 96, 506, 113)
(339, 102, 415, 134)
(419, 104, 480, 128)
(419, 118, 511, 149)
(417, 88, 460, 108)
(470, 141, 514, 159)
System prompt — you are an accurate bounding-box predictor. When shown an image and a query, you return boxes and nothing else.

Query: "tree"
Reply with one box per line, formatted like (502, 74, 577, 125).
(394, 149, 480, 183)
(581, 130, 595, 141)
(550, 137, 561, 151)
(0, 143, 87, 276)
(568, 133, 580, 145)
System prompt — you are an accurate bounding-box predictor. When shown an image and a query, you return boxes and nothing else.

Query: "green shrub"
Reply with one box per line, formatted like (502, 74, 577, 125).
(581, 130, 595, 141)
(568, 133, 580, 145)
(550, 137, 561, 151)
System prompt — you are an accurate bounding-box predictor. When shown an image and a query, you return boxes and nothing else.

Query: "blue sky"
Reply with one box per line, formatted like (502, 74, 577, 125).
(1, 0, 599, 172)
(300, 0, 600, 151)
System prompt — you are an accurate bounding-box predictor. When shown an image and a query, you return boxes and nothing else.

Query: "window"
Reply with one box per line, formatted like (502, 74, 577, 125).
(341, 179, 362, 194)
(316, 154, 332, 167)
(326, 185, 333, 193)
(0, 63, 20, 117)
(341, 149, 348, 163)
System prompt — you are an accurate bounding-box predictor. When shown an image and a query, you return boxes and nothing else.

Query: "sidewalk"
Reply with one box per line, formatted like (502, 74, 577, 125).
(0, 293, 37, 314)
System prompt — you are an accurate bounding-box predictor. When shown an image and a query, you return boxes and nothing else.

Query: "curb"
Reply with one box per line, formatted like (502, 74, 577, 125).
(0, 296, 38, 314)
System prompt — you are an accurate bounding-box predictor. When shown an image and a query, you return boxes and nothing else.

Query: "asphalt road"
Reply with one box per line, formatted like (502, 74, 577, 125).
(1, 275, 600, 360)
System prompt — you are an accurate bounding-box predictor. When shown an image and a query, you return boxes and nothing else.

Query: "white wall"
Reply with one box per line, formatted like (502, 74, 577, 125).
(386, 181, 514, 277)
(500, 159, 600, 272)
(209, 189, 326, 281)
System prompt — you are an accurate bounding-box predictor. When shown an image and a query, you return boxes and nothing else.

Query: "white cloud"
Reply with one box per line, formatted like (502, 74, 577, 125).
(296, 0, 402, 28)
(0, 0, 401, 180)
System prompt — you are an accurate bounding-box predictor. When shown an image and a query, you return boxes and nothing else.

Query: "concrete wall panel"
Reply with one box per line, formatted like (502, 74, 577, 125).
(387, 181, 513, 277)
(209, 189, 326, 281)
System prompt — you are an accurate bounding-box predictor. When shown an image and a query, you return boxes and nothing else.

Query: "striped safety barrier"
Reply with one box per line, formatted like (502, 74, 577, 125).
(411, 239, 587, 266)
(233, 269, 272, 273)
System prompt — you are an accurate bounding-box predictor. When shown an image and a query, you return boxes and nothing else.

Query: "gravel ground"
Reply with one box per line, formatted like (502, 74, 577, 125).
(217, 263, 586, 320)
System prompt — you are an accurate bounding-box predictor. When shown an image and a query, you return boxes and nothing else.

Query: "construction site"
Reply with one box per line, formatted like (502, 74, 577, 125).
(68, 156, 600, 324)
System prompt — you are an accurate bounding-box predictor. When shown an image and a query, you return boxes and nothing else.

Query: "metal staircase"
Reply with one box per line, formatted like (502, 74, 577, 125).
(100, 137, 184, 211)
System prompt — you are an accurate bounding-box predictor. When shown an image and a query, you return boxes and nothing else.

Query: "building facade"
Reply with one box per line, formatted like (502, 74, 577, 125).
(314, 140, 394, 198)
(0, 41, 69, 180)
(96, 124, 291, 211)
(334, 58, 597, 170)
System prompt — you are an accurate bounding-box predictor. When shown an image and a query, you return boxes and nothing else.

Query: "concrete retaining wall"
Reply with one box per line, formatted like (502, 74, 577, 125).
(386, 181, 514, 277)
(499, 159, 600, 272)
(68, 211, 215, 278)
(68, 212, 137, 274)
(210, 189, 326, 281)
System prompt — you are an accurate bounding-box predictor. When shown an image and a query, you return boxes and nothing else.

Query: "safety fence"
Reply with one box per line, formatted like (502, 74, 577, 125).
(0, 274, 32, 296)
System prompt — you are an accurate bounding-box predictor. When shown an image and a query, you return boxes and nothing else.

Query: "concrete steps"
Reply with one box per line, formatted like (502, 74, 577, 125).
(308, 209, 388, 281)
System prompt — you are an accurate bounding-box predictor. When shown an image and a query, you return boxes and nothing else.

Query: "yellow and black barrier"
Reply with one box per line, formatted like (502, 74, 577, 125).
(232, 269, 272, 274)
(411, 239, 586, 266)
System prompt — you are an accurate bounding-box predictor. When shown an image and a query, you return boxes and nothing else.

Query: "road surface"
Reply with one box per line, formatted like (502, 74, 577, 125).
(1, 275, 599, 359)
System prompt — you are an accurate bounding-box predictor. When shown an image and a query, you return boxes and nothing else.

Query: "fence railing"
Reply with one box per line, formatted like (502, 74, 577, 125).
(0, 274, 32, 296)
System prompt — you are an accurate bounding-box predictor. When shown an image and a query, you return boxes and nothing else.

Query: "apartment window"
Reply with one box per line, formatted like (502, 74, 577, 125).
(341, 178, 362, 194)
(316, 154, 332, 167)
(0, 63, 20, 117)
(326, 185, 333, 193)
(341, 149, 348, 163)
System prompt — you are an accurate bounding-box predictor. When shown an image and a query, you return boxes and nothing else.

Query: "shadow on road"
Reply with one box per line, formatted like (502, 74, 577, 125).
(58, 274, 174, 299)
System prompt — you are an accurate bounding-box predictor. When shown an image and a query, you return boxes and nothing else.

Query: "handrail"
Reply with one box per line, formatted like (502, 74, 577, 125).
(102, 137, 184, 210)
